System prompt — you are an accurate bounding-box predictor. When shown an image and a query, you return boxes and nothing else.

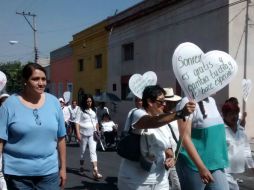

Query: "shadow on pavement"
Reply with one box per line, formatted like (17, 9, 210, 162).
(64, 177, 118, 190)
(67, 167, 90, 177)
(66, 143, 80, 148)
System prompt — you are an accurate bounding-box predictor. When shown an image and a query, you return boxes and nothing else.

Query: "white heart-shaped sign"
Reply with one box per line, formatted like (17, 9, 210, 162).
(242, 79, 252, 102)
(63, 91, 71, 103)
(0, 71, 7, 92)
(129, 71, 157, 99)
(172, 42, 238, 102)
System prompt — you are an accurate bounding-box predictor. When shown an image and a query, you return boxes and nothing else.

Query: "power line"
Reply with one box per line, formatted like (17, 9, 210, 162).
(229, 6, 246, 24)
(234, 28, 245, 59)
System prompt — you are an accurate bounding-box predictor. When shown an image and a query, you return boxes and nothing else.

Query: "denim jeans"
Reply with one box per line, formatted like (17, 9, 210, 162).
(4, 172, 59, 190)
(176, 155, 229, 190)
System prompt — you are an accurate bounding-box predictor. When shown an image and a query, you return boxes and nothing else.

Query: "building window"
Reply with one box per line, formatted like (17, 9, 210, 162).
(95, 54, 102, 68)
(78, 59, 84, 71)
(58, 82, 63, 98)
(122, 43, 134, 61)
(121, 75, 131, 100)
(78, 88, 85, 106)
(121, 83, 130, 100)
(95, 89, 101, 96)
(113, 83, 116, 91)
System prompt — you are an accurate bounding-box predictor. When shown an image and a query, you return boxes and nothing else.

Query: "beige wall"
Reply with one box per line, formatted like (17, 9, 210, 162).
(229, 0, 254, 139)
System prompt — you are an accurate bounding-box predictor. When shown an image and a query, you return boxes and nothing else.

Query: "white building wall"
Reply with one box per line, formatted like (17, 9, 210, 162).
(108, 0, 254, 138)
(229, 0, 254, 139)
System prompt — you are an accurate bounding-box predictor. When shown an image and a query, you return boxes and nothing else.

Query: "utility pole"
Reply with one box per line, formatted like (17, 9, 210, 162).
(16, 11, 38, 64)
(242, 0, 249, 113)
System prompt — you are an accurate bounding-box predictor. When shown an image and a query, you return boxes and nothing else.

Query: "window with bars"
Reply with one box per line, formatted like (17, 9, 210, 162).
(122, 43, 134, 61)
(78, 59, 84, 71)
(95, 54, 102, 68)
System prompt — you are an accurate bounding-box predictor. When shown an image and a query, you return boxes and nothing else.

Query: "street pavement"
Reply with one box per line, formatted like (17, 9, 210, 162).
(64, 142, 254, 190)
(65, 142, 119, 190)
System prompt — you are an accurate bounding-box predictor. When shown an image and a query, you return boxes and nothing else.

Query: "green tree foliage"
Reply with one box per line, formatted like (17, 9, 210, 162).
(0, 61, 24, 94)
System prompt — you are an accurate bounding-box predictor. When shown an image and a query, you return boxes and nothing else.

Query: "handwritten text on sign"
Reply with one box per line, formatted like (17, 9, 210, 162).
(172, 42, 238, 102)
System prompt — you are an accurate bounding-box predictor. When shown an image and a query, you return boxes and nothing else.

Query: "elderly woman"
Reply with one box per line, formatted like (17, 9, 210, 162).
(118, 85, 196, 190)
(222, 101, 254, 190)
(0, 63, 66, 190)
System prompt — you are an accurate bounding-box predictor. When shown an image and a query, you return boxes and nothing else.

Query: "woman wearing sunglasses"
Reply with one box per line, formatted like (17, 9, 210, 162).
(118, 85, 196, 190)
(0, 63, 66, 190)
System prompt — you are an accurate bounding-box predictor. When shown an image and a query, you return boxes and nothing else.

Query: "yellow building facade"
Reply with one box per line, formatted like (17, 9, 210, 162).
(70, 20, 109, 101)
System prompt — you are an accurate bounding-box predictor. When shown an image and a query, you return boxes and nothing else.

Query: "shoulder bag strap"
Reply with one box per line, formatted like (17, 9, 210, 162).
(167, 123, 178, 143)
(128, 108, 138, 133)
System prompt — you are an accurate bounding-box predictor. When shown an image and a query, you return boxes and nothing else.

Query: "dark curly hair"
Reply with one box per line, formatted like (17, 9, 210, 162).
(222, 102, 240, 116)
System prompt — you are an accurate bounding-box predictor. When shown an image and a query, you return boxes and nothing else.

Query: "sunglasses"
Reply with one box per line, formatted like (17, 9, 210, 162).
(33, 109, 42, 126)
(155, 99, 166, 106)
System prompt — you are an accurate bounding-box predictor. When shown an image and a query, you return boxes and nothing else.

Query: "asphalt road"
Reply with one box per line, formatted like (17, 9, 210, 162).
(64, 142, 120, 190)
(64, 142, 254, 190)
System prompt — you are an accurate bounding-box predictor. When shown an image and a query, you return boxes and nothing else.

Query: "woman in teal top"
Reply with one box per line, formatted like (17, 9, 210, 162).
(0, 63, 66, 190)
(176, 97, 229, 190)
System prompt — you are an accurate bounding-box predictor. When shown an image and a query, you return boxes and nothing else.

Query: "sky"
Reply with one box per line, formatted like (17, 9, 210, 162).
(0, 0, 143, 63)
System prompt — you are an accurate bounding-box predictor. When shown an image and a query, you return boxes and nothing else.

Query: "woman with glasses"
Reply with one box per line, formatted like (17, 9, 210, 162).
(0, 63, 67, 190)
(118, 85, 196, 190)
(75, 94, 103, 180)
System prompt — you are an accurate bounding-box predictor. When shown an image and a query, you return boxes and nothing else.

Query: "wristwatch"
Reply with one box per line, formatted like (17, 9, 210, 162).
(175, 109, 185, 120)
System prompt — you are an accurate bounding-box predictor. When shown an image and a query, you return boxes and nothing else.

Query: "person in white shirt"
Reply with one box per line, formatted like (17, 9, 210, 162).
(75, 94, 102, 180)
(59, 98, 70, 123)
(67, 100, 80, 143)
(225, 97, 247, 128)
(163, 88, 182, 190)
(123, 96, 143, 133)
(96, 102, 109, 124)
(100, 113, 118, 148)
(222, 101, 254, 190)
(118, 85, 196, 190)
(59, 98, 70, 142)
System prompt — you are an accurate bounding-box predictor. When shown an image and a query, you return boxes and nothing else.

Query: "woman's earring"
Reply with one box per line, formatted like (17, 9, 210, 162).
(24, 83, 27, 86)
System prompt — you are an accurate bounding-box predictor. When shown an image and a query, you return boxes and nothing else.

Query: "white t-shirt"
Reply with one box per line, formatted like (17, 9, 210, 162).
(225, 124, 254, 174)
(123, 108, 138, 132)
(68, 105, 80, 122)
(62, 106, 70, 123)
(118, 108, 172, 185)
(101, 120, 116, 132)
(76, 108, 98, 136)
(176, 97, 224, 129)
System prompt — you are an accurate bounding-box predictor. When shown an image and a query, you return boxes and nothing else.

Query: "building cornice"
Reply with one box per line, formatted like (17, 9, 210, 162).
(106, 0, 181, 30)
